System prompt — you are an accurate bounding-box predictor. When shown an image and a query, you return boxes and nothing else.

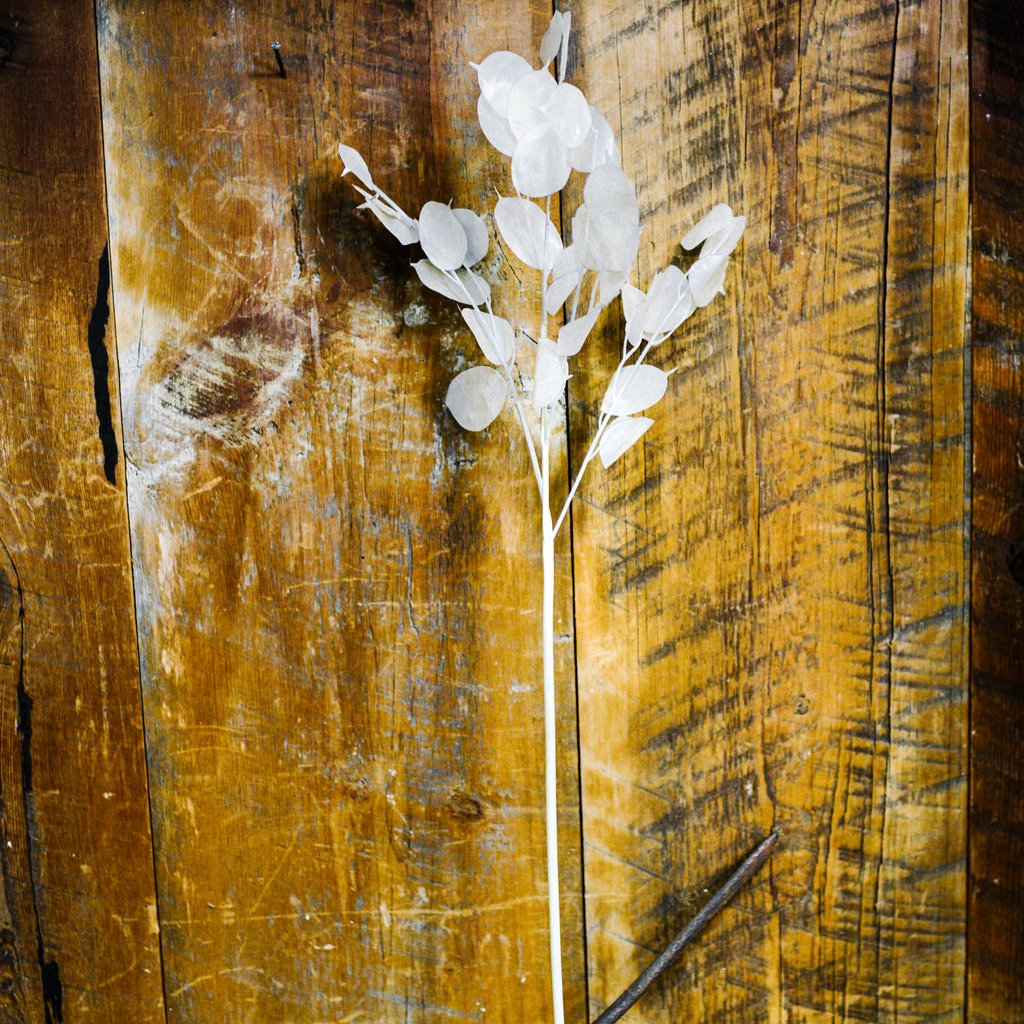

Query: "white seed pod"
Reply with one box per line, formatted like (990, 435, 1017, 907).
(471, 51, 533, 117)
(539, 10, 568, 67)
(599, 416, 654, 468)
(601, 364, 669, 416)
(477, 95, 517, 156)
(354, 188, 419, 246)
(453, 208, 489, 266)
(461, 308, 515, 365)
(445, 365, 507, 431)
(511, 126, 572, 197)
(681, 203, 734, 250)
(556, 306, 600, 357)
(688, 255, 730, 307)
(533, 340, 569, 409)
(413, 260, 491, 305)
(583, 163, 637, 213)
(338, 143, 374, 189)
(702, 215, 746, 257)
(597, 269, 629, 308)
(418, 201, 468, 271)
(621, 281, 645, 320)
(571, 107, 620, 173)
(508, 69, 557, 139)
(544, 270, 580, 315)
(494, 196, 563, 271)
(547, 83, 592, 149)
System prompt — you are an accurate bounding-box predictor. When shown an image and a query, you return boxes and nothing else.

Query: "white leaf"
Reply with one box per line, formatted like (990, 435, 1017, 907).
(461, 308, 515, 365)
(356, 192, 420, 245)
(601, 364, 668, 416)
(544, 270, 580, 315)
(599, 416, 654, 468)
(471, 51, 534, 117)
(507, 69, 557, 138)
(556, 306, 600, 356)
(338, 143, 374, 189)
(621, 281, 644, 320)
(703, 215, 746, 257)
(547, 83, 591, 148)
(681, 203, 733, 250)
(533, 340, 569, 409)
(688, 255, 729, 307)
(477, 95, 517, 156)
(494, 196, 563, 270)
(445, 366, 507, 431)
(512, 127, 572, 197)
(413, 260, 491, 305)
(539, 11, 565, 66)
(418, 201, 468, 270)
(453, 208, 489, 266)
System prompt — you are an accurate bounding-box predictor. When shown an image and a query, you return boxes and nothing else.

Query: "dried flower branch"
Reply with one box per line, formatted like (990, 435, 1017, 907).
(338, 12, 745, 1023)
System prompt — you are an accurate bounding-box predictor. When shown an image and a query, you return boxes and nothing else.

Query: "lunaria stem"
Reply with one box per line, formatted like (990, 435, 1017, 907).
(540, 408, 566, 1024)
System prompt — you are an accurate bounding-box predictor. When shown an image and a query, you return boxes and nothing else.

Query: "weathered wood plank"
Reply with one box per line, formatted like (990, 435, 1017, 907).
(96, 2, 583, 1020)
(968, 2, 1024, 1020)
(0, 3, 166, 1022)
(568, 1, 968, 1020)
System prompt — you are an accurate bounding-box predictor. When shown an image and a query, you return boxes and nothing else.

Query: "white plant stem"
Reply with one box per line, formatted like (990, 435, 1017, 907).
(553, 336, 656, 537)
(539, 406, 565, 1024)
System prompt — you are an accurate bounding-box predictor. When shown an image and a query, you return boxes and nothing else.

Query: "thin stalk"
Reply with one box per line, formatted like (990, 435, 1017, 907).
(540, 407, 564, 1024)
(541, 195, 552, 343)
(553, 336, 656, 537)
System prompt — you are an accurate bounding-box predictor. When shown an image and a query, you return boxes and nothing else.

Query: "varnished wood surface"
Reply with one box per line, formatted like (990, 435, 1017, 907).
(568, 1, 969, 1021)
(97, 2, 581, 1021)
(0, 0, 1018, 1021)
(0, 3, 165, 1022)
(968, 2, 1024, 1019)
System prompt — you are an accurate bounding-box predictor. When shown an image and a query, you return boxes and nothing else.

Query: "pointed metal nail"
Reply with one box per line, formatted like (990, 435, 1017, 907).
(592, 831, 779, 1024)
(271, 40, 285, 78)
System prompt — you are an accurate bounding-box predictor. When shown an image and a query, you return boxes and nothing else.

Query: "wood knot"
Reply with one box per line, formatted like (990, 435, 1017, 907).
(446, 788, 486, 821)
(794, 694, 811, 715)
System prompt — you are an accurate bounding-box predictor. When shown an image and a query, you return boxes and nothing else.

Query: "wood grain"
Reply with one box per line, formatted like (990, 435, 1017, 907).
(96, 2, 583, 1021)
(567, 2, 969, 1021)
(0, 3, 165, 1022)
(968, 2, 1024, 1020)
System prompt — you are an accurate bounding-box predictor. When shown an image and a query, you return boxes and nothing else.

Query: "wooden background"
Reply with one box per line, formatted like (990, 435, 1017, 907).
(0, 1, 1019, 1022)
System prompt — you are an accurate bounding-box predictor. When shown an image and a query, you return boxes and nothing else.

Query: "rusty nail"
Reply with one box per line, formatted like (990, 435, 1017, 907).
(270, 40, 285, 78)
(591, 832, 780, 1024)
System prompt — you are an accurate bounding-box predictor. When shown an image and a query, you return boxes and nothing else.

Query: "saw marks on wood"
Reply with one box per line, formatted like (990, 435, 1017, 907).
(568, 1, 968, 1021)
